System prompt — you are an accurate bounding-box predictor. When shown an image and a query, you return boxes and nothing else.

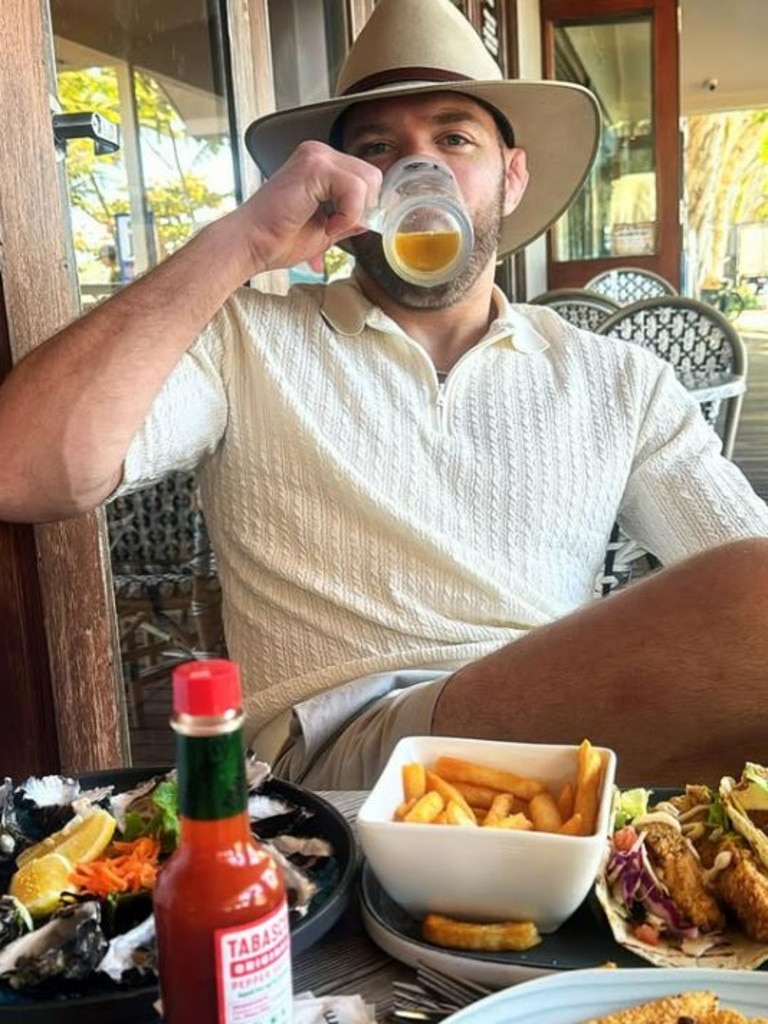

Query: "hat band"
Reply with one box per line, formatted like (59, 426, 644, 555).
(340, 67, 470, 96)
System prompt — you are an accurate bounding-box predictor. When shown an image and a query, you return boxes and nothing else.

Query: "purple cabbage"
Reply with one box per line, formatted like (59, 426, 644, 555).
(606, 831, 701, 941)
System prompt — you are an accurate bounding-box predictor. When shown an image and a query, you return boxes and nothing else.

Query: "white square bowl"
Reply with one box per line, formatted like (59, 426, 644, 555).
(357, 736, 616, 933)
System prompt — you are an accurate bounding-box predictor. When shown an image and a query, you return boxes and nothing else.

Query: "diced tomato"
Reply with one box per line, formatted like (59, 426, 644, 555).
(632, 922, 661, 946)
(612, 826, 637, 853)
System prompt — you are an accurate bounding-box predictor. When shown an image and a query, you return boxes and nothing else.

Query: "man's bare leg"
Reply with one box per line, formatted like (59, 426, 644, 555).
(432, 538, 768, 787)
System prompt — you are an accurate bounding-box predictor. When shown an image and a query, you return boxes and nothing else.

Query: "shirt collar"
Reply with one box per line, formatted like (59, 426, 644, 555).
(319, 276, 549, 354)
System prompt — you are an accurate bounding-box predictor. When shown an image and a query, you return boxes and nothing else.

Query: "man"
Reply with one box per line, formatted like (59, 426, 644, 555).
(0, 0, 767, 788)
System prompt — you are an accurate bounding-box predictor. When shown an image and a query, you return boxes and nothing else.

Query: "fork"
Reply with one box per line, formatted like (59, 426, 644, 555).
(391, 961, 494, 1021)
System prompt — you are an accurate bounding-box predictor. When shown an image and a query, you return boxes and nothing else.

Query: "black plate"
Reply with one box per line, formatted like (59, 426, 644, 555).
(360, 786, 768, 982)
(361, 860, 647, 978)
(0, 766, 357, 1023)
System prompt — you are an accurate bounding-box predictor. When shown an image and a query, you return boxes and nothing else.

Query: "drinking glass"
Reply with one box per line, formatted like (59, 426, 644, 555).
(363, 155, 474, 287)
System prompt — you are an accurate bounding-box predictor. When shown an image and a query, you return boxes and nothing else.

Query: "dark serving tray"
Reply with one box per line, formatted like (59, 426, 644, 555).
(360, 786, 768, 984)
(0, 765, 357, 1023)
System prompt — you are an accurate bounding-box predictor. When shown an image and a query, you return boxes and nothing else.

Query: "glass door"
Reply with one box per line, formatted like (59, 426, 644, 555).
(51, 0, 241, 306)
(541, 0, 681, 291)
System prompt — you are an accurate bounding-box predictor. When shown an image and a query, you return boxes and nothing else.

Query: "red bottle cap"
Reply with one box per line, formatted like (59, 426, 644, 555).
(172, 660, 242, 717)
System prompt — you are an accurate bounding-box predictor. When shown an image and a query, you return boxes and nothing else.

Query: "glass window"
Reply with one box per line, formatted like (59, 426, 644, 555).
(267, 0, 354, 285)
(551, 17, 656, 262)
(52, 0, 239, 308)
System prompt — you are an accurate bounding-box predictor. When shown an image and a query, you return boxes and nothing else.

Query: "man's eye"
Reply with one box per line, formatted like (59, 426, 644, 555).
(356, 141, 391, 158)
(442, 133, 471, 147)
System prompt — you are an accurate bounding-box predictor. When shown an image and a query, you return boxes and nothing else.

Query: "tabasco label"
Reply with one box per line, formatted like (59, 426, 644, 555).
(214, 900, 293, 1024)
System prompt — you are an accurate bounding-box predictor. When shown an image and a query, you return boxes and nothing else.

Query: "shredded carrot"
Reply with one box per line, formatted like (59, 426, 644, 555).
(70, 836, 162, 897)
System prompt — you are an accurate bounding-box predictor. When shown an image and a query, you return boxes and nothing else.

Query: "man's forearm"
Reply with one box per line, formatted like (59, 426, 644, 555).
(0, 216, 255, 523)
(0, 141, 382, 523)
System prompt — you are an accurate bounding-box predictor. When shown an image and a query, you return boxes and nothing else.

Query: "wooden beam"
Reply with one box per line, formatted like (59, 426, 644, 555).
(0, 0, 127, 773)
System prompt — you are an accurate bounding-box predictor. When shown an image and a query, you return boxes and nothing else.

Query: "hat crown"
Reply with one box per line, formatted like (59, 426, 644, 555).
(245, 0, 600, 258)
(335, 0, 503, 98)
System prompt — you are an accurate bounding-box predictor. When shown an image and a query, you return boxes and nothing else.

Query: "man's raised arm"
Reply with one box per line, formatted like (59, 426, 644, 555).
(0, 142, 380, 523)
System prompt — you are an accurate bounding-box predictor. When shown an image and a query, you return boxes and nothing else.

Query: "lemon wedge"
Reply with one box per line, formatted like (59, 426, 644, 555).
(15, 808, 117, 869)
(9, 852, 75, 918)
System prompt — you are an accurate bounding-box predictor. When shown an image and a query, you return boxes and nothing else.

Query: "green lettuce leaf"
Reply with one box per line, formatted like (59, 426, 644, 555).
(123, 779, 179, 852)
(614, 787, 651, 828)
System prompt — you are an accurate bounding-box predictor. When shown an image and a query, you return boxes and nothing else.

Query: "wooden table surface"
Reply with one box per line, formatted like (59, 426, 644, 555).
(292, 791, 415, 1018)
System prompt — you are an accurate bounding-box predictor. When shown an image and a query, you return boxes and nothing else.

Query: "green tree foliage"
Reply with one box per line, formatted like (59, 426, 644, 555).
(57, 66, 232, 262)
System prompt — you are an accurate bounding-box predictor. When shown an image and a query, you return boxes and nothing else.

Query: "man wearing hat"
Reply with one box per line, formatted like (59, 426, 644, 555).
(0, 0, 767, 787)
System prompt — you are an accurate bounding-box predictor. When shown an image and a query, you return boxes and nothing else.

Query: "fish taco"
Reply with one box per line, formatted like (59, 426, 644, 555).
(595, 763, 768, 969)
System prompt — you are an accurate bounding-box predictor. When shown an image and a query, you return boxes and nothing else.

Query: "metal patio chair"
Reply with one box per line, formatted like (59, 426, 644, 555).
(598, 296, 747, 458)
(586, 267, 678, 305)
(529, 287, 620, 332)
(107, 471, 225, 726)
(593, 296, 748, 594)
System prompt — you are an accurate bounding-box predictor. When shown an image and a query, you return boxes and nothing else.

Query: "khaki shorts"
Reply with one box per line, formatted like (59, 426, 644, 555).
(267, 670, 451, 789)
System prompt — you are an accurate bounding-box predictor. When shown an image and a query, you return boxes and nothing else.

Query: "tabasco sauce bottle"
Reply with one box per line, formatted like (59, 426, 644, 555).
(154, 659, 293, 1024)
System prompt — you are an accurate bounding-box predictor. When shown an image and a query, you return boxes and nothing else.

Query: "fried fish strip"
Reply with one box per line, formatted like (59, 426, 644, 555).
(582, 991, 718, 1024)
(422, 913, 541, 952)
(710, 836, 768, 942)
(642, 821, 725, 931)
(702, 1012, 768, 1024)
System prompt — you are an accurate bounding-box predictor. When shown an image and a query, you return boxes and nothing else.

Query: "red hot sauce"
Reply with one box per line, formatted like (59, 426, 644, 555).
(153, 660, 292, 1024)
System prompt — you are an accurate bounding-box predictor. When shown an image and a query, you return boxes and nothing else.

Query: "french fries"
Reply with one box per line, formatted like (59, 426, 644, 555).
(402, 762, 427, 802)
(403, 790, 444, 823)
(422, 912, 541, 952)
(435, 756, 545, 801)
(529, 791, 563, 833)
(573, 738, 605, 837)
(393, 739, 605, 836)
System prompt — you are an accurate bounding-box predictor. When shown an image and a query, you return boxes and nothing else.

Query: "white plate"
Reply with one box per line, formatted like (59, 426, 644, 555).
(441, 967, 768, 1024)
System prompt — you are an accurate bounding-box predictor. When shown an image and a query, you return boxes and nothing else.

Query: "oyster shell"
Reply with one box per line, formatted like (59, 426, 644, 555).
(245, 752, 271, 791)
(108, 770, 174, 835)
(0, 895, 33, 951)
(0, 779, 20, 882)
(97, 913, 156, 983)
(12, 775, 113, 842)
(0, 901, 108, 989)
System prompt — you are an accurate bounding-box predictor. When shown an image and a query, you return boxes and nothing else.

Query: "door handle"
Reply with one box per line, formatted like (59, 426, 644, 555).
(53, 111, 121, 158)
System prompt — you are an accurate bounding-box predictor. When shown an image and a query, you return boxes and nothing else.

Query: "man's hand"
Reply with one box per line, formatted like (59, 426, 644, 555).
(233, 141, 383, 274)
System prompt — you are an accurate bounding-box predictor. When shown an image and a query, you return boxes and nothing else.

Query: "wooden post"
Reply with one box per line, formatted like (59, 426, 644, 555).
(0, 0, 128, 773)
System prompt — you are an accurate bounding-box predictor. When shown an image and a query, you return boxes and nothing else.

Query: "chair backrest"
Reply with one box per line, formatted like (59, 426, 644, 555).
(529, 288, 620, 332)
(598, 296, 747, 458)
(107, 470, 209, 575)
(585, 267, 677, 305)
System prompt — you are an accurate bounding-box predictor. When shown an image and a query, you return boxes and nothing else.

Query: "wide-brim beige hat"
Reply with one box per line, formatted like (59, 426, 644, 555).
(245, 0, 600, 257)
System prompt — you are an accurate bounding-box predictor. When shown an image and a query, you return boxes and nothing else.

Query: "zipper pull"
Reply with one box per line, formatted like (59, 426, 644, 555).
(436, 383, 446, 419)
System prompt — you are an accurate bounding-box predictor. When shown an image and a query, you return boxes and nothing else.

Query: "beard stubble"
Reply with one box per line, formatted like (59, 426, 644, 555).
(347, 163, 507, 311)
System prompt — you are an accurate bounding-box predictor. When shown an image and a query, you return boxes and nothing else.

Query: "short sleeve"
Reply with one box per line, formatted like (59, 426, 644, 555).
(115, 303, 232, 496)
(619, 361, 768, 563)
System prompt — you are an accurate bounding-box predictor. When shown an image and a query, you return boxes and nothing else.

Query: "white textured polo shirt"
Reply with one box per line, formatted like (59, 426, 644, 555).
(119, 277, 768, 739)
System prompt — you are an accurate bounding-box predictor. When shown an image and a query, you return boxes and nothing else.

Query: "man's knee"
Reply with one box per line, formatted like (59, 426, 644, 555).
(678, 537, 768, 596)
(650, 537, 768, 634)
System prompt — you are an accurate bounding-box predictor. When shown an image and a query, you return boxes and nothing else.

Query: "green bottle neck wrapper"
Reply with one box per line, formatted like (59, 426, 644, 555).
(176, 729, 248, 821)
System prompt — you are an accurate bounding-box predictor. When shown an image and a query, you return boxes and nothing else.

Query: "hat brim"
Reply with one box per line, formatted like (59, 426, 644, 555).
(244, 79, 600, 258)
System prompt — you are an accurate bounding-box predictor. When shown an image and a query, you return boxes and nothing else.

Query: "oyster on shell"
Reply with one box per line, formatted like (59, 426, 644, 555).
(12, 775, 113, 844)
(97, 913, 156, 983)
(0, 895, 33, 951)
(0, 761, 344, 996)
(0, 901, 108, 990)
